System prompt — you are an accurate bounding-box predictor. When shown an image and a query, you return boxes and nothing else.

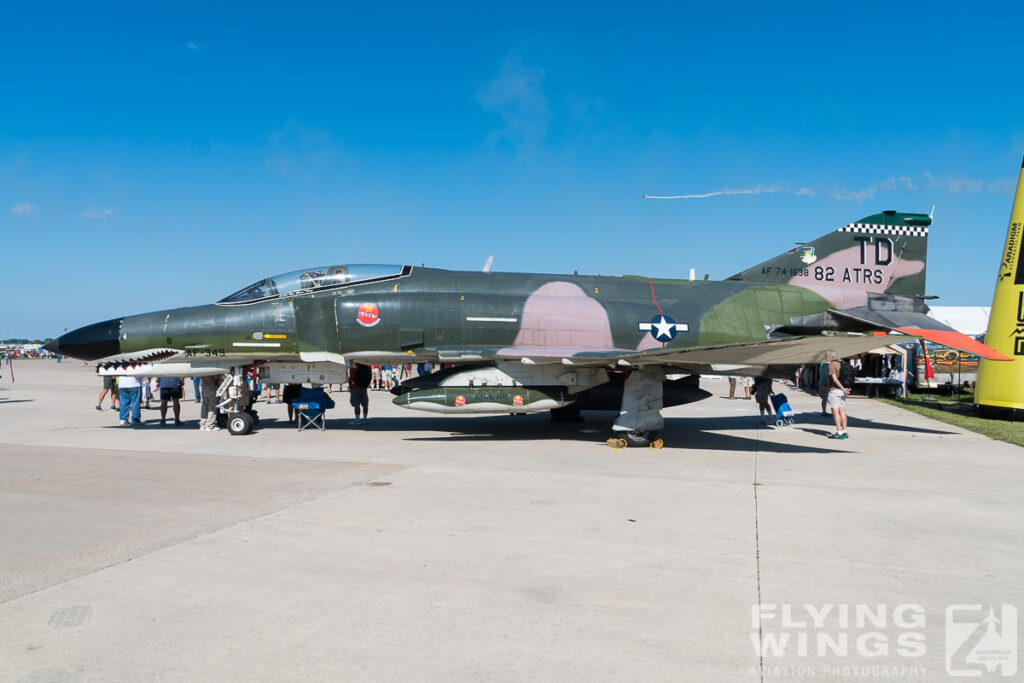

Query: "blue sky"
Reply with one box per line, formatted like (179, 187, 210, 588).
(3, 1, 1023, 338)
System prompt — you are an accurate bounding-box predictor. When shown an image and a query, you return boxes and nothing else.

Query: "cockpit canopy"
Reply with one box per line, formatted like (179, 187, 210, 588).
(218, 264, 408, 304)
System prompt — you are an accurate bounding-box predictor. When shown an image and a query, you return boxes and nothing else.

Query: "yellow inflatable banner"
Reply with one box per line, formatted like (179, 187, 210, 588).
(976, 154, 1024, 415)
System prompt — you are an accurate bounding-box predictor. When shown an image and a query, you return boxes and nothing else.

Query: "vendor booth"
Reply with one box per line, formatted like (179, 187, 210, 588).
(854, 344, 908, 398)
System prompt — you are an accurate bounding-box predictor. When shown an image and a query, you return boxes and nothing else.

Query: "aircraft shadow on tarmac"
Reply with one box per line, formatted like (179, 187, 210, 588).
(343, 409, 952, 452)
(693, 413, 955, 436)
(302, 412, 845, 454)
(104, 409, 953, 453)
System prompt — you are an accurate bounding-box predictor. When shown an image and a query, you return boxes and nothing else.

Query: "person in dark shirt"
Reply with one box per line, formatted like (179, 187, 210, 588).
(753, 376, 774, 424)
(282, 383, 302, 423)
(348, 362, 371, 424)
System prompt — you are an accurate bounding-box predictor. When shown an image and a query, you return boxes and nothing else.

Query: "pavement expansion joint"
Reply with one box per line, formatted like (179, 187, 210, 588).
(752, 422, 765, 683)
(2, 365, 1023, 680)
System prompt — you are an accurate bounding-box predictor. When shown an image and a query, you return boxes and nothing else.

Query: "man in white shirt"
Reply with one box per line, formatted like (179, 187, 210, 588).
(117, 375, 143, 426)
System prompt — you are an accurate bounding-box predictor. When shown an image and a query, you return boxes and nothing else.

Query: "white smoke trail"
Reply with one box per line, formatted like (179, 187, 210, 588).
(643, 184, 787, 200)
(644, 174, 1010, 202)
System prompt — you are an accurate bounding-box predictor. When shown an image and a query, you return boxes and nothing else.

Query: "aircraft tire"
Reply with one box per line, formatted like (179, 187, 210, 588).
(228, 412, 254, 436)
(623, 429, 657, 447)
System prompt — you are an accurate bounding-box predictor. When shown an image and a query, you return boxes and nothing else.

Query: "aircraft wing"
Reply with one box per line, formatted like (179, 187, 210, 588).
(441, 326, 1009, 373)
(438, 334, 911, 369)
(620, 334, 904, 368)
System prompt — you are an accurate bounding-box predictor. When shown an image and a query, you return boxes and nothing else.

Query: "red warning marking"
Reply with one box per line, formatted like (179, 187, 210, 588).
(647, 279, 666, 348)
(357, 303, 380, 327)
(454, 395, 466, 407)
(647, 278, 664, 315)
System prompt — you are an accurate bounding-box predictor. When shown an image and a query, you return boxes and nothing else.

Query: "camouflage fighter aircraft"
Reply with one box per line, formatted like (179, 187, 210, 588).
(45, 210, 1008, 442)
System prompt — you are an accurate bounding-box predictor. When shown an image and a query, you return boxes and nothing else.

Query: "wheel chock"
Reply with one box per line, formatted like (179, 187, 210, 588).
(649, 438, 664, 450)
(606, 437, 627, 450)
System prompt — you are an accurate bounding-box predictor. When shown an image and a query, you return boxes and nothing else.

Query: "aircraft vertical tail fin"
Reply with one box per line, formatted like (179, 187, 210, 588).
(727, 210, 931, 309)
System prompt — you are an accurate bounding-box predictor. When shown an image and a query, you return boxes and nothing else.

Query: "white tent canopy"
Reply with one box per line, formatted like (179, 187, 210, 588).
(927, 306, 990, 337)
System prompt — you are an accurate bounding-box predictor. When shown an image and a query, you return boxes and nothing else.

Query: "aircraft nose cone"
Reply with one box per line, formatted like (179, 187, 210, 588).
(50, 318, 122, 361)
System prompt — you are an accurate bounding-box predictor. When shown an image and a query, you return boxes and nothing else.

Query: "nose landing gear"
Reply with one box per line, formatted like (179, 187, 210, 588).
(227, 411, 256, 435)
(217, 367, 255, 435)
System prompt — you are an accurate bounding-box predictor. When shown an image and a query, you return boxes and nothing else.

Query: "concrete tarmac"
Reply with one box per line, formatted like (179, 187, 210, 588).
(0, 361, 1021, 682)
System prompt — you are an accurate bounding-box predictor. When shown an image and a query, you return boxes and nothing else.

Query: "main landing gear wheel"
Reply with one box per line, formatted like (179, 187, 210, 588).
(624, 429, 658, 447)
(227, 412, 255, 436)
(606, 431, 663, 449)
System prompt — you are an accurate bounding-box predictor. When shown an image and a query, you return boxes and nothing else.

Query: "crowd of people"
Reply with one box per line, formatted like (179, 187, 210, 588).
(92, 361, 441, 430)
(98, 375, 200, 427)
(1, 347, 58, 361)
(326, 362, 433, 393)
(725, 352, 854, 439)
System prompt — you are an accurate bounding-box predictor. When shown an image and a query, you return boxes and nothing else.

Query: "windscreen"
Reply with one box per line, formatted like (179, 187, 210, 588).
(218, 264, 405, 303)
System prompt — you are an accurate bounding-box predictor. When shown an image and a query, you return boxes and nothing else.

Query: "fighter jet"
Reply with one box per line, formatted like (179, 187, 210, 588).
(46, 210, 1008, 443)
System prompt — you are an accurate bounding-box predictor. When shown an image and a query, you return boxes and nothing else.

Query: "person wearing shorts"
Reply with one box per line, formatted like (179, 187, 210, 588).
(142, 377, 153, 409)
(157, 376, 184, 426)
(827, 356, 851, 439)
(97, 374, 119, 411)
(348, 362, 370, 424)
